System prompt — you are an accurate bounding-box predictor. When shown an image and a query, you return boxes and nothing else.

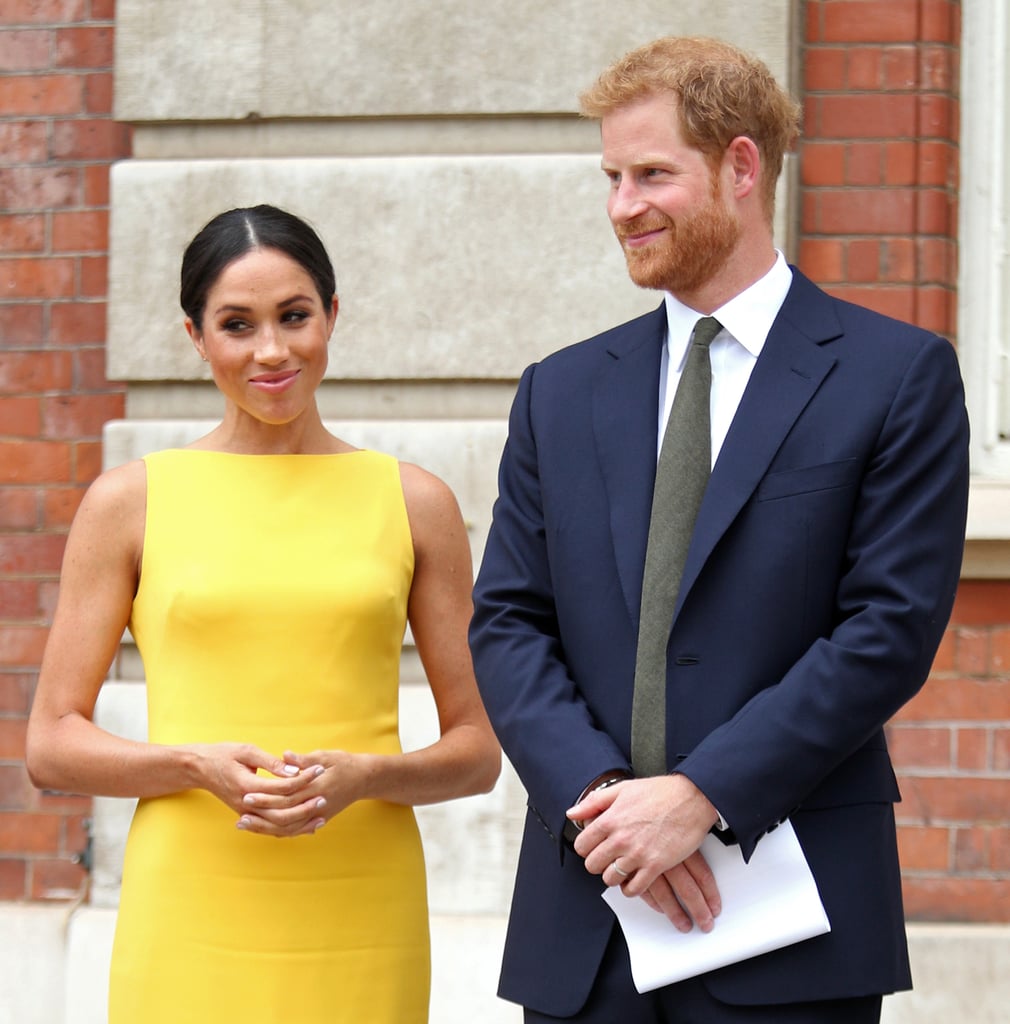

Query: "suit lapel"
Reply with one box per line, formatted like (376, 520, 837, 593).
(592, 305, 666, 627)
(675, 271, 843, 613)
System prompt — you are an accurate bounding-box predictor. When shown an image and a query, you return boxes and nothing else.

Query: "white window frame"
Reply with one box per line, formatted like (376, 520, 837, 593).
(959, 0, 1010, 477)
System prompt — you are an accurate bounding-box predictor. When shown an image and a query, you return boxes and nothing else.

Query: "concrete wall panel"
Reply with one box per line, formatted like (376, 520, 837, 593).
(115, 0, 792, 121)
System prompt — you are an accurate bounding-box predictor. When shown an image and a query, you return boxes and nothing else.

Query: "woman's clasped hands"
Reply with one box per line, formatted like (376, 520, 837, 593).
(190, 742, 361, 838)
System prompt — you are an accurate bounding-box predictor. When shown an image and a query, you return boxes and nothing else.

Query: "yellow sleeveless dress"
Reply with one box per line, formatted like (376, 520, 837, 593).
(109, 449, 430, 1023)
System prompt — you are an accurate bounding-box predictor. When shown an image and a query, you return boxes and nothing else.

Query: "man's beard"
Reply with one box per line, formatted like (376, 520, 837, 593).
(615, 185, 742, 296)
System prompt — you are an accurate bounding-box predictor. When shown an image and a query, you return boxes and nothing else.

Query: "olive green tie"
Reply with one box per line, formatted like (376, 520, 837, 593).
(631, 316, 722, 777)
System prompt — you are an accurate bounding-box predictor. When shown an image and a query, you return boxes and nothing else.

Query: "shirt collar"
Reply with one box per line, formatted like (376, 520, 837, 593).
(662, 250, 793, 368)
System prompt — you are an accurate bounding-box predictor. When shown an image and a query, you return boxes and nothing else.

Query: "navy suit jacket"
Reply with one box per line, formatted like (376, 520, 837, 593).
(469, 269, 970, 1015)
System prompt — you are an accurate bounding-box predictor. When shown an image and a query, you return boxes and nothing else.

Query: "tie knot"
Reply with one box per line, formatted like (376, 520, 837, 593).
(692, 316, 722, 350)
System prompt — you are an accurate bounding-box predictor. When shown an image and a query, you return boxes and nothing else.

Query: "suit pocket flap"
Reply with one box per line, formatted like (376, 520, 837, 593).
(755, 458, 860, 502)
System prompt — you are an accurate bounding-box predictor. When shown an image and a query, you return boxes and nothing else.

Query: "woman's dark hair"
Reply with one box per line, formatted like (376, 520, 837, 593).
(180, 205, 337, 330)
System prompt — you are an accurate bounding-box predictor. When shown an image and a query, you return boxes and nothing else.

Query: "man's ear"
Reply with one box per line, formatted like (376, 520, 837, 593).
(725, 135, 761, 200)
(185, 318, 208, 361)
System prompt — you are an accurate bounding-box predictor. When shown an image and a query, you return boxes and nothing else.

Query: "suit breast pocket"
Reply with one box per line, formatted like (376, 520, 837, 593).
(754, 458, 861, 503)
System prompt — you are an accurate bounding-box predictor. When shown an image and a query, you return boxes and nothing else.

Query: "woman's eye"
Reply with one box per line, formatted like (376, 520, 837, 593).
(222, 318, 250, 332)
(282, 309, 309, 324)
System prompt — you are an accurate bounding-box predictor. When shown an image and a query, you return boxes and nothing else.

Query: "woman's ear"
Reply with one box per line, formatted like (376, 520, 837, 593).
(327, 295, 339, 336)
(185, 318, 208, 362)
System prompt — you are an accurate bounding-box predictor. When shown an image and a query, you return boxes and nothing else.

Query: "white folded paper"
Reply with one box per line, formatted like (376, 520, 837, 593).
(602, 819, 830, 992)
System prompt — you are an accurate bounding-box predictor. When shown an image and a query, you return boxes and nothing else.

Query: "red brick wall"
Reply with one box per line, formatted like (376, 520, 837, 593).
(0, 0, 130, 900)
(801, 0, 1009, 922)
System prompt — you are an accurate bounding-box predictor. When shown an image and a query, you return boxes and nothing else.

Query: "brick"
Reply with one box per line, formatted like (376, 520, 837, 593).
(0, 75, 84, 117)
(995, 730, 1010, 773)
(73, 439, 104, 482)
(918, 237, 955, 285)
(900, 676, 1010, 722)
(0, 533, 67, 574)
(55, 27, 114, 69)
(822, 284, 915, 322)
(846, 47, 882, 90)
(916, 188, 954, 234)
(993, 827, 1010, 872)
(804, 48, 847, 91)
(0, 579, 41, 619)
(43, 485, 85, 528)
(76, 347, 120, 391)
(846, 143, 883, 186)
(930, 629, 956, 674)
(0, 395, 42, 437)
(918, 45, 954, 91)
(0, 764, 33, 811)
(30, 856, 88, 900)
(902, 877, 1010, 923)
(0, 489, 38, 530)
(0, 121, 48, 164)
(35, 790, 90, 814)
(0, 857, 26, 900)
(888, 725, 951, 770)
(992, 629, 1010, 674)
(90, 0, 117, 19)
(915, 284, 954, 335)
(956, 728, 990, 772)
(0, 305, 44, 348)
(899, 776, 1010, 825)
(83, 72, 118, 117)
(952, 581, 1010, 625)
(797, 239, 845, 282)
(882, 46, 918, 90)
(0, 351, 74, 393)
(0, 626, 49, 667)
(818, 94, 918, 139)
(0, 257, 76, 300)
(0, 719, 27, 761)
(0, 214, 46, 254)
(42, 392, 124, 440)
(0, 674, 34, 715)
(916, 140, 957, 188)
(822, 0, 919, 44)
(50, 118, 132, 162)
(51, 210, 108, 253)
(0, 166, 79, 212)
(50, 301, 106, 346)
(0, 441, 72, 485)
(896, 824, 949, 870)
(0, 812, 61, 854)
(846, 239, 881, 283)
(82, 164, 111, 206)
(805, 1, 824, 44)
(883, 141, 918, 185)
(918, 94, 955, 139)
(78, 255, 108, 297)
(880, 238, 916, 282)
(0, 1, 88, 24)
(0, 31, 52, 73)
(800, 142, 846, 186)
(920, 0, 958, 44)
(36, 579, 60, 620)
(816, 190, 916, 234)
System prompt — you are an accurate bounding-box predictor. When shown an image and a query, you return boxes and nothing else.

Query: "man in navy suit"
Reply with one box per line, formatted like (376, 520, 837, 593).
(469, 36, 970, 1023)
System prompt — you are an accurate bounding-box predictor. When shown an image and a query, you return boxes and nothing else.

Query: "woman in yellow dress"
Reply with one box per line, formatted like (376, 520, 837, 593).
(26, 205, 501, 1022)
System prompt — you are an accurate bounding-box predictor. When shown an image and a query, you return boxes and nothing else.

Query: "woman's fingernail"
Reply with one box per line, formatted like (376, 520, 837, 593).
(315, 797, 327, 809)
(283, 764, 299, 776)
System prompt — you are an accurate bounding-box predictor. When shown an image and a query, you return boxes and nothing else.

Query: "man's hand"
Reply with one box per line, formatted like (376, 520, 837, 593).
(567, 773, 722, 932)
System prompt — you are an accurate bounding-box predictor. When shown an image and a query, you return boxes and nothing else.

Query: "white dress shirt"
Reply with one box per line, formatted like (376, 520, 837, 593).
(657, 251, 794, 462)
